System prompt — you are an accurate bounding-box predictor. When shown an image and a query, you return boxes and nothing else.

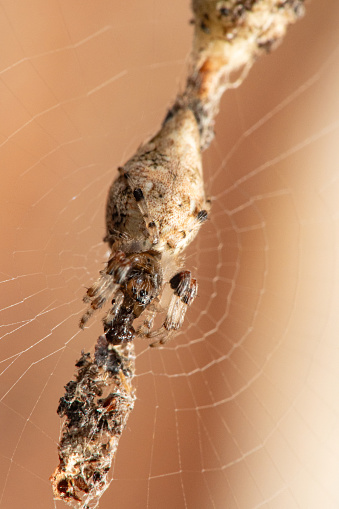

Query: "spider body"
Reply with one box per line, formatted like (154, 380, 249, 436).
(81, 109, 209, 345)
(105, 109, 208, 255)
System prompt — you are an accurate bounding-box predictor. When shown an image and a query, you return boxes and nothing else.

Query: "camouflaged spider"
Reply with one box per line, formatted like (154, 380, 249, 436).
(80, 109, 209, 346)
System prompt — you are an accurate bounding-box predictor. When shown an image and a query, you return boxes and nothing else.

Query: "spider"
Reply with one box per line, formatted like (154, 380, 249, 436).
(80, 109, 209, 346)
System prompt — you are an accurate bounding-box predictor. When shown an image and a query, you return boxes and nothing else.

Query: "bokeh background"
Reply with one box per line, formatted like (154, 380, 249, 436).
(1, 1, 339, 508)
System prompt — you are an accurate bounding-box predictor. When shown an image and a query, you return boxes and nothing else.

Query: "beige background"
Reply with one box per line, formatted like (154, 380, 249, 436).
(1, 1, 339, 508)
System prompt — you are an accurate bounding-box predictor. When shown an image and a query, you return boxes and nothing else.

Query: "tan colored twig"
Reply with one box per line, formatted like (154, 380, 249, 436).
(51, 1, 304, 507)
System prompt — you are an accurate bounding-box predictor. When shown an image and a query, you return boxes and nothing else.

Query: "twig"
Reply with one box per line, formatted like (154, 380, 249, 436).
(50, 1, 304, 507)
(50, 339, 135, 507)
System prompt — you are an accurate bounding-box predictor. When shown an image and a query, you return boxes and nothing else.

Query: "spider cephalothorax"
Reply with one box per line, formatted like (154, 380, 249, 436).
(80, 250, 162, 340)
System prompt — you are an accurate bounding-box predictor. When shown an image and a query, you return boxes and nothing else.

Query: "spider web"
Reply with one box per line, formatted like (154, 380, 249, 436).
(1, 1, 339, 508)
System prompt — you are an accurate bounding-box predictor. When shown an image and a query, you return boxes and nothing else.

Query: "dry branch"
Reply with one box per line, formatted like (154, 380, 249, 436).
(51, 1, 304, 507)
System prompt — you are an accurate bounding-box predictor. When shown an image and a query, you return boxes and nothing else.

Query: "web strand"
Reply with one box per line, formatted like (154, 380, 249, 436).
(1, 1, 339, 509)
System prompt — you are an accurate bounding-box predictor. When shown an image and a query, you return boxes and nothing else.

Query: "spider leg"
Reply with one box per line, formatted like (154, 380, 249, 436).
(136, 299, 162, 336)
(79, 251, 131, 329)
(103, 291, 124, 329)
(124, 171, 160, 245)
(149, 270, 197, 347)
(79, 278, 119, 328)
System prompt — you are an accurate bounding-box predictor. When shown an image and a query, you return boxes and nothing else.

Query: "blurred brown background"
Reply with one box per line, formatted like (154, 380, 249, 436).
(1, 1, 339, 508)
